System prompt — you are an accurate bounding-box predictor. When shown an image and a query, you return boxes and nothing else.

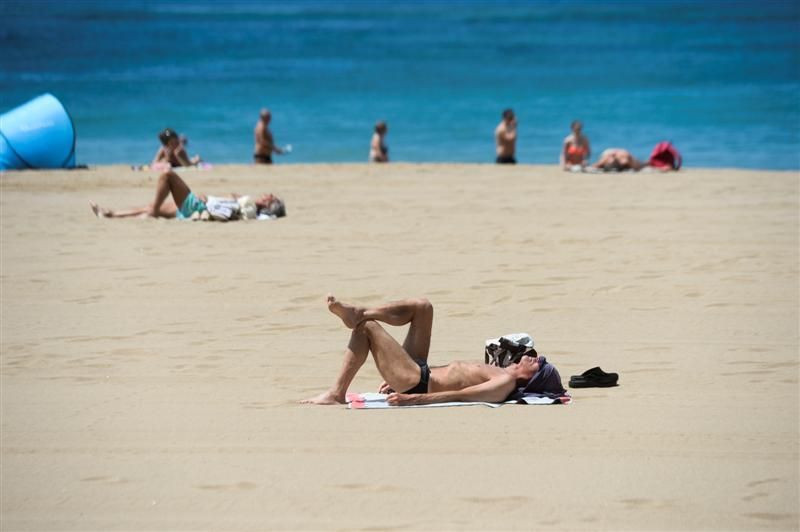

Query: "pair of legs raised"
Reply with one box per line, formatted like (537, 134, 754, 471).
(303, 296, 434, 405)
(89, 170, 190, 219)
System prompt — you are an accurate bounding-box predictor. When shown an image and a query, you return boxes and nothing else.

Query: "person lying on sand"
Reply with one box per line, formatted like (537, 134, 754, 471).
(303, 296, 562, 406)
(591, 148, 645, 171)
(89, 170, 284, 219)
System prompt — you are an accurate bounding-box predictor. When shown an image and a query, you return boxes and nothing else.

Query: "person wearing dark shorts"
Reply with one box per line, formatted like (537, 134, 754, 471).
(303, 295, 552, 406)
(253, 108, 285, 165)
(496, 155, 517, 164)
(495, 108, 518, 164)
(403, 359, 430, 394)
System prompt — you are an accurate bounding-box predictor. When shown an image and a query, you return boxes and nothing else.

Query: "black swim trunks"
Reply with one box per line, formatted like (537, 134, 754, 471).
(496, 155, 517, 164)
(254, 154, 273, 164)
(402, 359, 430, 394)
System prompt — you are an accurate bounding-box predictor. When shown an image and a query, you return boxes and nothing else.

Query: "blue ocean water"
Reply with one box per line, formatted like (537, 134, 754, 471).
(1, 0, 799, 169)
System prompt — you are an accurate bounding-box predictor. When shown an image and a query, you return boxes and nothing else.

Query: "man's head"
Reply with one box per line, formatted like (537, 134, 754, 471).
(260, 108, 272, 124)
(510, 354, 540, 383)
(255, 194, 286, 218)
(158, 128, 180, 148)
(502, 108, 515, 123)
(375, 120, 388, 134)
(516, 355, 566, 395)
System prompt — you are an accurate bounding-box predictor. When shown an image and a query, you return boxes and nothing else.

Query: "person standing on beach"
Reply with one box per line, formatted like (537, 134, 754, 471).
(495, 109, 517, 164)
(253, 108, 285, 164)
(369, 121, 389, 163)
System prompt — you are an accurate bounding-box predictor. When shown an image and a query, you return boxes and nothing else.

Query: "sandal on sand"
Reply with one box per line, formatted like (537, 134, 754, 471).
(569, 367, 619, 388)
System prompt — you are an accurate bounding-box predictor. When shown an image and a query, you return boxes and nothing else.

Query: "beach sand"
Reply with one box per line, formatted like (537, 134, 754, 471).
(1, 164, 797, 531)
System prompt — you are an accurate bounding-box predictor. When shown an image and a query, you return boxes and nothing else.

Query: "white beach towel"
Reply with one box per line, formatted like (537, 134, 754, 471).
(345, 392, 571, 409)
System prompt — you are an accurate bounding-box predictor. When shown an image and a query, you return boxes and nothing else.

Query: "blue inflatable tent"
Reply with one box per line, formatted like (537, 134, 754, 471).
(0, 93, 76, 170)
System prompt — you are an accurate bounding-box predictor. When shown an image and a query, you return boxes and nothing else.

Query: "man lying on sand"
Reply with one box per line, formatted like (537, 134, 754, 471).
(591, 148, 645, 171)
(89, 170, 284, 219)
(303, 296, 563, 406)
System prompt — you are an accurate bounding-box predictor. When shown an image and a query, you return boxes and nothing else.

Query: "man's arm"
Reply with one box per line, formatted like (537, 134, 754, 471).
(504, 121, 517, 142)
(387, 374, 516, 406)
(270, 132, 285, 155)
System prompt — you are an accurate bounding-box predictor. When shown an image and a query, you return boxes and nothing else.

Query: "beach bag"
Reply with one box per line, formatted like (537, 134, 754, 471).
(649, 141, 682, 170)
(485, 333, 537, 367)
(237, 196, 258, 220)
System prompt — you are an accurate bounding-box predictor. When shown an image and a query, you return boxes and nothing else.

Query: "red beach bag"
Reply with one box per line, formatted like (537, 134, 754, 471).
(649, 141, 682, 170)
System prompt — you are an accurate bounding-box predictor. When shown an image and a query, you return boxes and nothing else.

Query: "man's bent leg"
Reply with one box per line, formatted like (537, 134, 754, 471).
(150, 170, 191, 217)
(302, 326, 370, 405)
(362, 320, 424, 393)
(303, 320, 423, 404)
(327, 296, 434, 360)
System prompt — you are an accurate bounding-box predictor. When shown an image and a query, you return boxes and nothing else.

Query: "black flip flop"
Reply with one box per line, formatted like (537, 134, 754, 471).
(569, 367, 619, 388)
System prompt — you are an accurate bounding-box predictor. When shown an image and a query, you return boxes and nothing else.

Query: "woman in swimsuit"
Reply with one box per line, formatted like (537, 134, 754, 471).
(152, 128, 200, 168)
(369, 121, 389, 163)
(560, 120, 591, 169)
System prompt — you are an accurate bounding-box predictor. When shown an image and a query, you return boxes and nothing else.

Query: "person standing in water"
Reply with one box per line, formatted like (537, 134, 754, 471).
(494, 109, 517, 164)
(369, 121, 389, 163)
(253, 108, 286, 164)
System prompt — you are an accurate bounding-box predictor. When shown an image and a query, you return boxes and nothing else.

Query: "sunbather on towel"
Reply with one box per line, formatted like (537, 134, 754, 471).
(591, 148, 645, 171)
(89, 170, 284, 219)
(303, 295, 561, 406)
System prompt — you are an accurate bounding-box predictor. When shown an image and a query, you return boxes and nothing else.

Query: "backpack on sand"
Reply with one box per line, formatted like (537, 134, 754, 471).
(485, 333, 537, 367)
(649, 141, 682, 171)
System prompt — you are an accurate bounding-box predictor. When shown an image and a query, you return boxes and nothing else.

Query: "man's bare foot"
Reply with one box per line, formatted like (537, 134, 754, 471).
(300, 390, 346, 405)
(327, 295, 365, 329)
(89, 201, 111, 218)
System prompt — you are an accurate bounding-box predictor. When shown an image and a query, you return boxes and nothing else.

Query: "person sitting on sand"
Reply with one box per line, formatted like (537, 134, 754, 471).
(495, 109, 518, 164)
(89, 170, 284, 219)
(152, 128, 200, 168)
(560, 120, 591, 169)
(369, 121, 389, 163)
(303, 296, 564, 406)
(253, 108, 286, 164)
(591, 148, 645, 171)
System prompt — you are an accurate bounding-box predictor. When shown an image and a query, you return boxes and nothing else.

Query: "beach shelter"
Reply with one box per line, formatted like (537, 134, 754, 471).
(0, 93, 76, 170)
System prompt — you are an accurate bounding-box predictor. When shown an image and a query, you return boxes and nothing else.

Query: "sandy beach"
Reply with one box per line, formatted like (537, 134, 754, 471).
(1, 163, 797, 531)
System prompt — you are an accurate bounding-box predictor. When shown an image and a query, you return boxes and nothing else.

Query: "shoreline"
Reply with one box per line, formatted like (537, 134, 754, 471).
(3, 162, 799, 177)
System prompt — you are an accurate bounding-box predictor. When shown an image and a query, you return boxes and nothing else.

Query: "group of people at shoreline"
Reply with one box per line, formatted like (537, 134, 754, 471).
(153, 107, 678, 172)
